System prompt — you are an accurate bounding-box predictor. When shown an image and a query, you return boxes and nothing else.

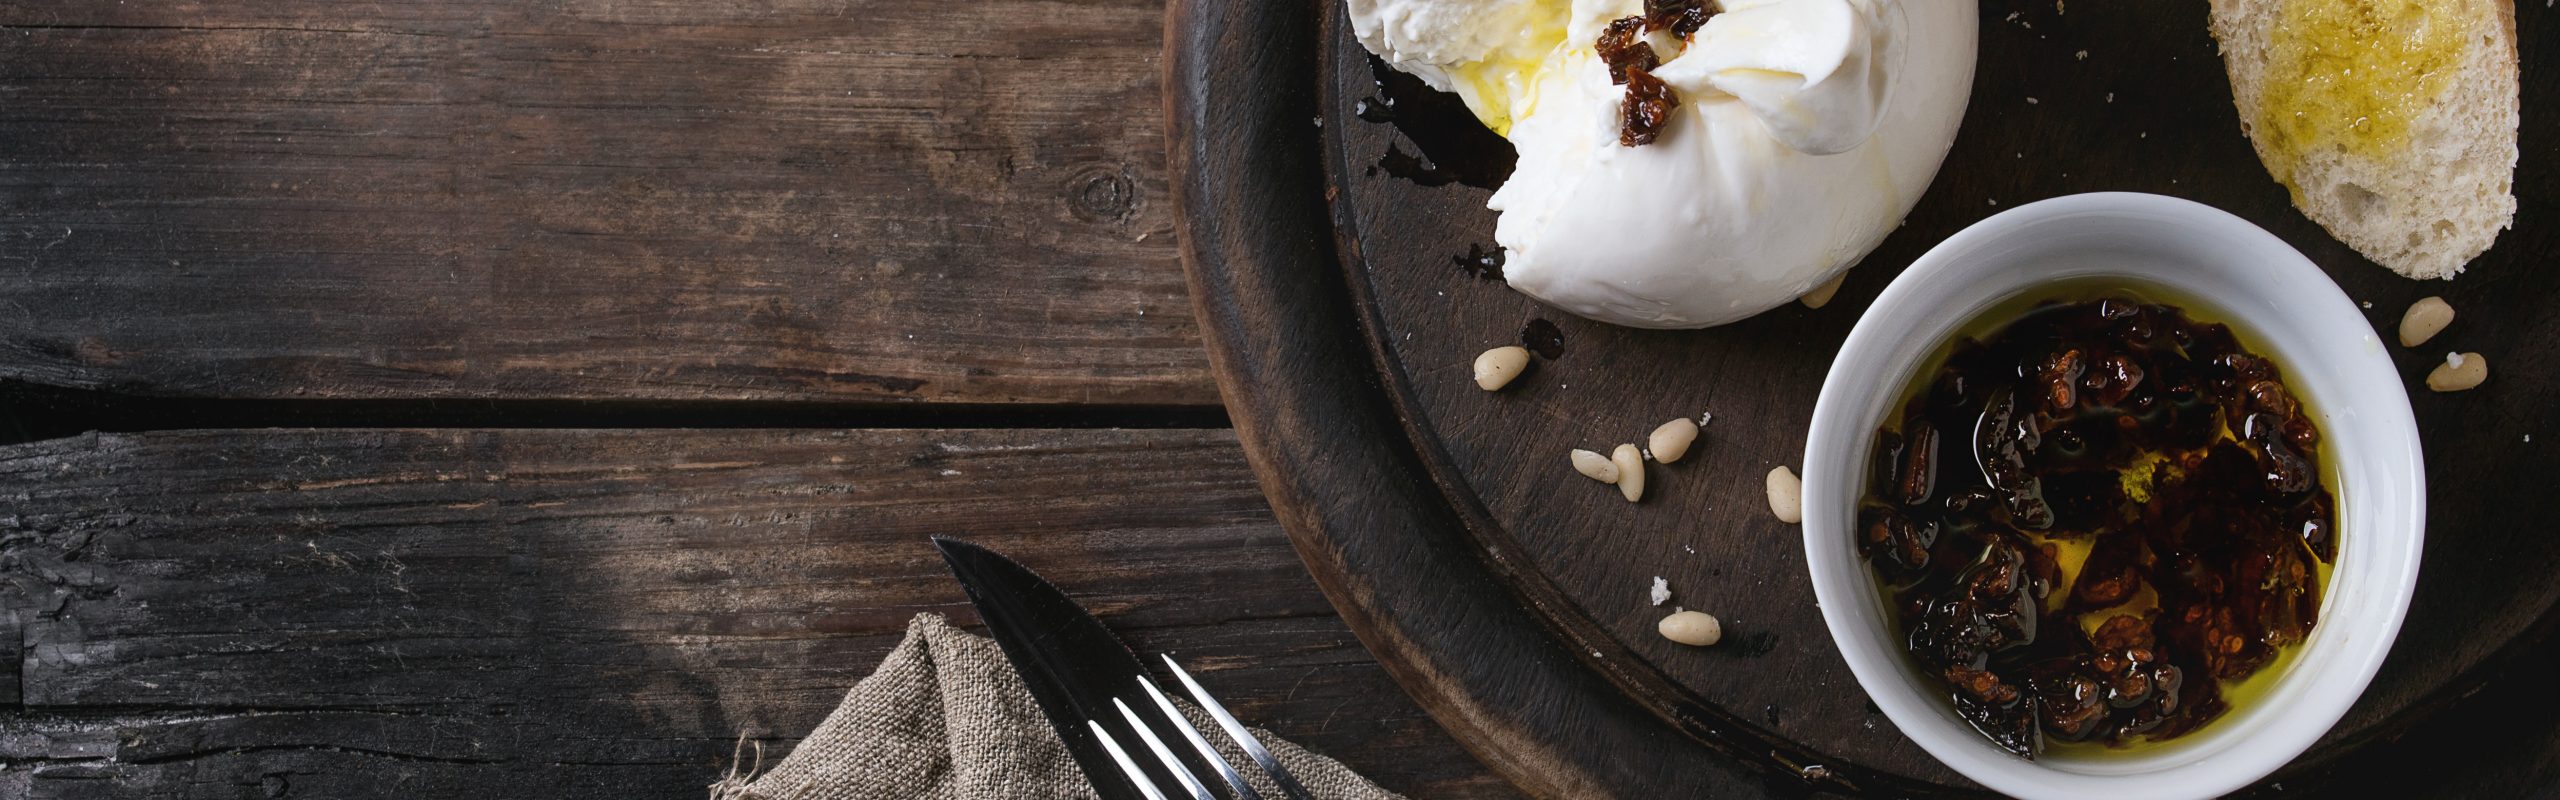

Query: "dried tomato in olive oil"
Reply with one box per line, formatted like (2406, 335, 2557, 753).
(1860, 295, 2334, 759)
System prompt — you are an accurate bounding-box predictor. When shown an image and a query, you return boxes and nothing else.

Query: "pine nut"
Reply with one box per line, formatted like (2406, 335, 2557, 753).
(1649, 418, 1699, 464)
(1800, 272, 1847, 309)
(1571, 448, 1620, 484)
(2427, 351, 2487, 392)
(1613, 444, 1645, 502)
(2397, 296, 2454, 347)
(1473, 346, 1530, 390)
(1766, 465, 1802, 524)
(1658, 610, 1722, 646)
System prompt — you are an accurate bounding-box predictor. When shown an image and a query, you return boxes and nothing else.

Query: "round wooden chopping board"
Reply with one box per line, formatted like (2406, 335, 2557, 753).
(1169, 1, 2560, 795)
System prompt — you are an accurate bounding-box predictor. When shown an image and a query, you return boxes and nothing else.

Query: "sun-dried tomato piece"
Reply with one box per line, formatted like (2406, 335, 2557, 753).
(2034, 670, 2108, 741)
(1948, 664, 2020, 705)
(2037, 348, 2086, 412)
(1894, 420, 1939, 506)
(1617, 66, 1679, 147)
(1643, 0, 1719, 40)
(1859, 504, 1935, 578)
(1595, 16, 1657, 86)
(2084, 352, 2144, 407)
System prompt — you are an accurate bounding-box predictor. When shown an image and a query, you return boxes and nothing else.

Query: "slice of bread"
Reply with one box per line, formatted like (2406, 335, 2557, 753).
(2209, 0, 2518, 280)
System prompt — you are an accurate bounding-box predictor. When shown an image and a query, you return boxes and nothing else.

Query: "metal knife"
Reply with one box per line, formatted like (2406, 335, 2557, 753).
(933, 536, 1245, 800)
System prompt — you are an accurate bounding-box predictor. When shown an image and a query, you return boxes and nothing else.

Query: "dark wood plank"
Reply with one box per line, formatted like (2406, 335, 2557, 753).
(0, 428, 1511, 798)
(1179, 0, 2560, 795)
(0, 0, 1212, 406)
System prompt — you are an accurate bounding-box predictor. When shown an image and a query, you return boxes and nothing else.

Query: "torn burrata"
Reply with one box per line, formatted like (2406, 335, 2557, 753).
(1348, 0, 1975, 328)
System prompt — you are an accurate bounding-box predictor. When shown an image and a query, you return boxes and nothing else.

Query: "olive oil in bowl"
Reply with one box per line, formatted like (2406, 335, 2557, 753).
(1857, 283, 2338, 760)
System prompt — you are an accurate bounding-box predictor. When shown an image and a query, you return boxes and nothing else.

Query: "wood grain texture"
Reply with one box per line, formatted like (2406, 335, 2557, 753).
(0, 428, 1511, 798)
(0, 0, 1211, 406)
(1180, 0, 2560, 795)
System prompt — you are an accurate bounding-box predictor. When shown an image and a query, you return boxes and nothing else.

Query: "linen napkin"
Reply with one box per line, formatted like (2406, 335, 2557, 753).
(710, 613, 1405, 800)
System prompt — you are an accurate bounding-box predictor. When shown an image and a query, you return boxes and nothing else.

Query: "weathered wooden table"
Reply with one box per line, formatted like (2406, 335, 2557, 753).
(0, 2, 2551, 797)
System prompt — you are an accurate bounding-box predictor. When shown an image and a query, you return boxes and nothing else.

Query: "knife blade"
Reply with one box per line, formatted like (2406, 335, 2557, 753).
(933, 536, 1223, 800)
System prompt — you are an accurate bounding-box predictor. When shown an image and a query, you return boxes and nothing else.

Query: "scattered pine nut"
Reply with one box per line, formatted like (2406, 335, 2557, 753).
(1571, 448, 1620, 484)
(1473, 346, 1531, 391)
(1649, 418, 1700, 464)
(1612, 444, 1646, 502)
(2397, 297, 2454, 347)
(1658, 610, 1723, 646)
(1766, 466, 1803, 524)
(2427, 351, 2487, 392)
(1800, 272, 1847, 309)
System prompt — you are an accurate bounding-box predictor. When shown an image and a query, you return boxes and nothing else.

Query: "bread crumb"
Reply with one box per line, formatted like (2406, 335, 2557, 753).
(1650, 577, 1671, 606)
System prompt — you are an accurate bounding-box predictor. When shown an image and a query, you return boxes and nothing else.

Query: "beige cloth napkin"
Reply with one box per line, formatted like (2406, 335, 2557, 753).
(711, 613, 1406, 800)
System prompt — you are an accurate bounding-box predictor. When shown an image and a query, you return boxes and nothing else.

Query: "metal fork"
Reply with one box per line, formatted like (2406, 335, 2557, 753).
(1085, 655, 1314, 800)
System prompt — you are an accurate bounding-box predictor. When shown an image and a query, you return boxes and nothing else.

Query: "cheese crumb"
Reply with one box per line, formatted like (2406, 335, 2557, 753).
(1650, 577, 1672, 606)
(2075, 50, 2088, 60)
(2447, 352, 2466, 368)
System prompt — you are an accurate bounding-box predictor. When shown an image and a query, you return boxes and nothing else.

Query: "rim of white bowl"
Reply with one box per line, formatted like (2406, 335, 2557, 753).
(1801, 192, 2425, 799)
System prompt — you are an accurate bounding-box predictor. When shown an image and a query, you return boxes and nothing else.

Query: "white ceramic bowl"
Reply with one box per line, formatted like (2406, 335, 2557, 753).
(1802, 193, 2425, 799)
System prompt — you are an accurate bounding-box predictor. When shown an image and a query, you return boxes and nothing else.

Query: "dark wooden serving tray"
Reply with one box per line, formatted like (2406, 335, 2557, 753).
(1169, 1, 2559, 795)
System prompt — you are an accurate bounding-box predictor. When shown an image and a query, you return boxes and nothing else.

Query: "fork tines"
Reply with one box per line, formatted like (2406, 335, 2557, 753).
(1086, 656, 1314, 800)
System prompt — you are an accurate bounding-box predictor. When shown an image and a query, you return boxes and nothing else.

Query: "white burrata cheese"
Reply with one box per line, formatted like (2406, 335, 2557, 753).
(1353, 0, 1976, 328)
(1344, 0, 1566, 135)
